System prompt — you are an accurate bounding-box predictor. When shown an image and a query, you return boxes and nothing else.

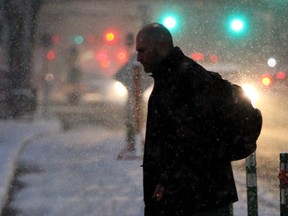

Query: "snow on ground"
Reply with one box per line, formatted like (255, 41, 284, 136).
(8, 125, 279, 216)
(0, 118, 60, 212)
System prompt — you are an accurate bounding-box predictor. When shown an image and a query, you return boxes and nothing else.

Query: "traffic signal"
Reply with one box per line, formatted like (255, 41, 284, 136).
(103, 31, 117, 44)
(276, 71, 286, 80)
(230, 18, 245, 32)
(46, 50, 56, 61)
(158, 12, 180, 32)
(73, 35, 84, 45)
(261, 74, 272, 87)
(163, 16, 177, 29)
(226, 14, 248, 37)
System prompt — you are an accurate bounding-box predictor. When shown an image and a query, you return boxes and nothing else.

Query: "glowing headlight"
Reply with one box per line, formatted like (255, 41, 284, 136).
(114, 81, 128, 97)
(241, 83, 259, 106)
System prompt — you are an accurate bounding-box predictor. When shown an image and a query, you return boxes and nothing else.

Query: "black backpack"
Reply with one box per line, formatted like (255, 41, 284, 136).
(208, 71, 262, 161)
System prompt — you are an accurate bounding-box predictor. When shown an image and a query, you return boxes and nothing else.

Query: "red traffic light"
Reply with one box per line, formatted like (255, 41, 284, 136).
(46, 50, 56, 61)
(276, 71, 286, 80)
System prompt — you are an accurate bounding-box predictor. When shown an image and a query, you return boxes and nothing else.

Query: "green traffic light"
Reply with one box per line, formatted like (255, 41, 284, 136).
(230, 19, 244, 32)
(74, 35, 84, 44)
(158, 12, 180, 32)
(226, 14, 248, 37)
(163, 16, 177, 29)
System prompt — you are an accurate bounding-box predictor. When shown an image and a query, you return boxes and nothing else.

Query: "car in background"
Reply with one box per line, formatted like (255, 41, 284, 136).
(50, 71, 128, 130)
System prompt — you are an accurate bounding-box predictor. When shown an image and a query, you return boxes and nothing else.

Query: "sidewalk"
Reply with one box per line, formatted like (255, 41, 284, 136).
(0, 116, 280, 215)
(0, 117, 61, 213)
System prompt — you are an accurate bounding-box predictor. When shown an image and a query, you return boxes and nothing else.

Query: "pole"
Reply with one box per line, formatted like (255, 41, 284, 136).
(246, 152, 258, 216)
(42, 50, 49, 117)
(279, 153, 288, 216)
(133, 65, 142, 157)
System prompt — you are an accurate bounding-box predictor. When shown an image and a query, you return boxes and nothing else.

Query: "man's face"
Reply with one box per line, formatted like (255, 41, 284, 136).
(136, 33, 160, 73)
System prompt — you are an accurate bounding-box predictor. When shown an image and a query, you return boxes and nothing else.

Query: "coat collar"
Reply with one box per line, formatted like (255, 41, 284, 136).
(151, 46, 185, 79)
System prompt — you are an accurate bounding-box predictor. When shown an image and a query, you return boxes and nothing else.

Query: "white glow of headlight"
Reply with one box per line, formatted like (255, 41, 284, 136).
(114, 81, 127, 97)
(241, 83, 259, 106)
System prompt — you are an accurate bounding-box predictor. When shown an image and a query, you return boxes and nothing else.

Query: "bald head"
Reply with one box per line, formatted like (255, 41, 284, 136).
(138, 23, 174, 47)
(136, 23, 174, 73)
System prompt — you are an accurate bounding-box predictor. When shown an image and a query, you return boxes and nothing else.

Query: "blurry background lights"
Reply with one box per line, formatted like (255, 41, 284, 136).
(276, 71, 286, 80)
(46, 50, 56, 61)
(116, 50, 127, 62)
(114, 81, 128, 97)
(267, 57, 277, 67)
(106, 32, 114, 41)
(74, 35, 84, 45)
(242, 83, 259, 106)
(191, 52, 204, 61)
(261, 74, 272, 86)
(230, 19, 244, 32)
(45, 73, 54, 82)
(158, 12, 180, 32)
(95, 50, 108, 61)
(227, 14, 248, 36)
(210, 54, 218, 63)
(100, 60, 110, 68)
(163, 16, 176, 29)
(104, 31, 116, 43)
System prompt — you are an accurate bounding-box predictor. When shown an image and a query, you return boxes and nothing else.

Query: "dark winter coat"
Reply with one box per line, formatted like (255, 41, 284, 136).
(143, 47, 238, 216)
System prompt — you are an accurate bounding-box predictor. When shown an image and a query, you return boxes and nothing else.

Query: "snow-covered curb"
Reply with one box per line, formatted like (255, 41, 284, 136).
(0, 118, 61, 213)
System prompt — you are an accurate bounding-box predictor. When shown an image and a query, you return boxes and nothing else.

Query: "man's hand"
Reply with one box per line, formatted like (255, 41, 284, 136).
(153, 184, 166, 201)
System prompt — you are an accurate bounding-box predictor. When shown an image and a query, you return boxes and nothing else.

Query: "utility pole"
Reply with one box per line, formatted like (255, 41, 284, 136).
(40, 33, 53, 117)
(117, 2, 150, 159)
